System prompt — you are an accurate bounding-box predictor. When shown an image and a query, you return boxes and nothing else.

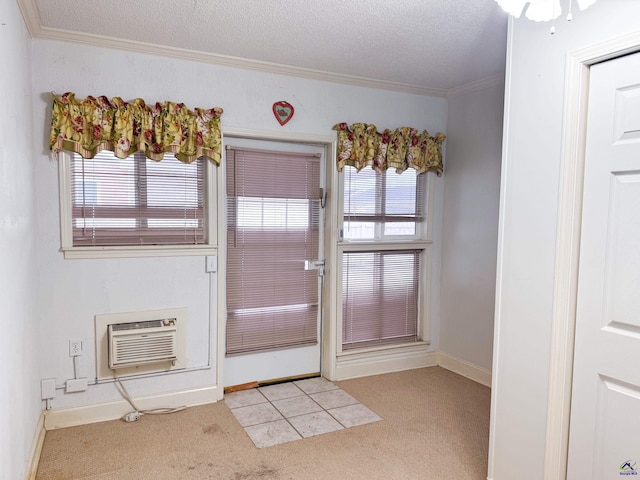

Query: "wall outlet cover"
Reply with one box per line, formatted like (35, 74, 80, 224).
(65, 378, 88, 393)
(41, 378, 56, 400)
(69, 339, 83, 356)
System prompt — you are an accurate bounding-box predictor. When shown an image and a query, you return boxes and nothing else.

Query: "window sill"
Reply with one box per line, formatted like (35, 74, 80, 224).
(338, 240, 432, 251)
(337, 340, 431, 359)
(61, 244, 218, 259)
(334, 341, 435, 380)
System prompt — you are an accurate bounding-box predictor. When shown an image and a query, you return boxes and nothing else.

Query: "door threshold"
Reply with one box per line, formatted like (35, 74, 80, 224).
(223, 381, 260, 394)
(224, 372, 321, 394)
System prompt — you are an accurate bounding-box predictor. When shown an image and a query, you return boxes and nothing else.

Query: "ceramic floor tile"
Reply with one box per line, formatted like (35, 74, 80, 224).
(288, 411, 344, 438)
(224, 389, 268, 409)
(225, 380, 381, 447)
(328, 403, 382, 428)
(294, 377, 339, 394)
(230, 402, 283, 427)
(243, 419, 302, 448)
(272, 395, 323, 418)
(309, 389, 359, 410)
(259, 382, 305, 402)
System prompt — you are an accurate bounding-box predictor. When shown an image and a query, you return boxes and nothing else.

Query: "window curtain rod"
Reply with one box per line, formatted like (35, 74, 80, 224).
(333, 122, 445, 175)
(49, 92, 223, 164)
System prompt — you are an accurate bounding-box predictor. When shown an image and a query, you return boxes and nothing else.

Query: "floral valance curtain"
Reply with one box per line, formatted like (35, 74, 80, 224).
(333, 122, 445, 175)
(49, 92, 223, 164)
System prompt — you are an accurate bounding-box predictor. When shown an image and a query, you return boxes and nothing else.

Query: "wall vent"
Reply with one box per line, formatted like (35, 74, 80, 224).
(108, 318, 178, 369)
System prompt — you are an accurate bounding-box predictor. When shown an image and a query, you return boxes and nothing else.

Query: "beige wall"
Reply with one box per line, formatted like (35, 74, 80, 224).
(440, 79, 504, 372)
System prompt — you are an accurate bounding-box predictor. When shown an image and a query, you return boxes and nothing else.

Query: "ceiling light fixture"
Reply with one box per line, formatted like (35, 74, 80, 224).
(494, 0, 599, 33)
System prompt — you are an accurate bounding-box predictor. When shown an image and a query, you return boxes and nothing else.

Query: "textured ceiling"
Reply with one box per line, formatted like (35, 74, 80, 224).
(20, 0, 508, 94)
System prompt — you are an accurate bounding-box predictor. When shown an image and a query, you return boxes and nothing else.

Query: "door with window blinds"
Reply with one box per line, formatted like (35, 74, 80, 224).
(225, 144, 323, 386)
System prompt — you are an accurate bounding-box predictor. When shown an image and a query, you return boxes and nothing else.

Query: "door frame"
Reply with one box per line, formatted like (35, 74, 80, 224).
(544, 32, 640, 479)
(215, 127, 337, 398)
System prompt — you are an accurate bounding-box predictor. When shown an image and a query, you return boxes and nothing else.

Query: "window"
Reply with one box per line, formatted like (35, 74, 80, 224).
(340, 166, 429, 351)
(342, 250, 421, 349)
(61, 150, 213, 257)
(342, 166, 426, 240)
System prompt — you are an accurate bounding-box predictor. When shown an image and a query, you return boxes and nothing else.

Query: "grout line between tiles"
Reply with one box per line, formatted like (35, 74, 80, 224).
(325, 409, 348, 429)
(285, 418, 304, 438)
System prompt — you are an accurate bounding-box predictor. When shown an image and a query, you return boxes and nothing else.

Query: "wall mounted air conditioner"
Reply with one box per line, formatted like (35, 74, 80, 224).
(108, 318, 178, 369)
(96, 307, 187, 380)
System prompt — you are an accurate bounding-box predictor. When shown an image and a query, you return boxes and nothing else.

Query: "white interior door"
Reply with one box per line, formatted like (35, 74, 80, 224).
(567, 52, 640, 479)
(223, 138, 325, 387)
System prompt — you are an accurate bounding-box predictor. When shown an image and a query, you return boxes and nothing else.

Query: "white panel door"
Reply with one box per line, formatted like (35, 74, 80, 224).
(567, 52, 640, 479)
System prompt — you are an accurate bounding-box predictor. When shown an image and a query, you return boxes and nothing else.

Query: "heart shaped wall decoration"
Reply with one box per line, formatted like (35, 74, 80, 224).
(273, 101, 295, 126)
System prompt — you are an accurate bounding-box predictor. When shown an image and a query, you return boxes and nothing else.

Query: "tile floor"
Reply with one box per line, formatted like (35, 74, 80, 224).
(224, 377, 382, 448)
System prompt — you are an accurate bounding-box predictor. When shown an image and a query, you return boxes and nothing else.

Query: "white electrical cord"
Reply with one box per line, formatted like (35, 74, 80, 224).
(73, 355, 80, 379)
(114, 376, 186, 422)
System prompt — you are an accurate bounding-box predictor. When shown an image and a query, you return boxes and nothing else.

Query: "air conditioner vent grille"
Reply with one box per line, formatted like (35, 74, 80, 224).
(108, 320, 178, 369)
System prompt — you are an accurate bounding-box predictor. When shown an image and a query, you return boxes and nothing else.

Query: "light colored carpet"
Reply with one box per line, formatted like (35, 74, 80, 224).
(36, 366, 490, 480)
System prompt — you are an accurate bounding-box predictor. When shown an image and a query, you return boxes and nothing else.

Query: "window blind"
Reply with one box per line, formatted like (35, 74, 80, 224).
(343, 166, 425, 240)
(342, 250, 421, 350)
(71, 151, 205, 246)
(226, 148, 321, 355)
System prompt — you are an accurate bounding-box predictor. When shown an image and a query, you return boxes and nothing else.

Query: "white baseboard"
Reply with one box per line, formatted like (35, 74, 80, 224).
(334, 344, 438, 381)
(41, 354, 489, 431)
(44, 385, 220, 430)
(26, 411, 46, 480)
(438, 352, 492, 387)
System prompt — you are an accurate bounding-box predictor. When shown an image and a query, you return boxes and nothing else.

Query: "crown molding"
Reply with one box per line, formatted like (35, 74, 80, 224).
(16, 0, 41, 36)
(447, 73, 505, 98)
(17, 0, 447, 98)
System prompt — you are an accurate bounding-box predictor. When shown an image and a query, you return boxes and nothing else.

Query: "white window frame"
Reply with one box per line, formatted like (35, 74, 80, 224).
(336, 167, 436, 357)
(341, 167, 430, 243)
(58, 151, 217, 259)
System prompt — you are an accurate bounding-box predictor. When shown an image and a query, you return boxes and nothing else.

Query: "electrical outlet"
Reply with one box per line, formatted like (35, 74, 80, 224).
(69, 339, 83, 357)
